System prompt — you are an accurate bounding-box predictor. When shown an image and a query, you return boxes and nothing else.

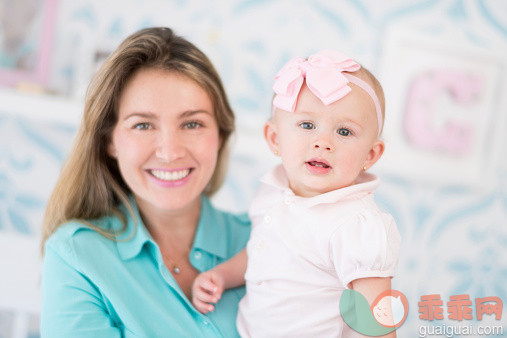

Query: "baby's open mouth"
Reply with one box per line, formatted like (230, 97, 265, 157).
(306, 161, 330, 169)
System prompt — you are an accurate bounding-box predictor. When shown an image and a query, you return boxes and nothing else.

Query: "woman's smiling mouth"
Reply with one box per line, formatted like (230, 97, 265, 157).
(149, 168, 192, 181)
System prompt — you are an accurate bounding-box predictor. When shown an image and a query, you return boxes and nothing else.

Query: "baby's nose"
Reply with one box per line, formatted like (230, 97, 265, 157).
(312, 139, 334, 152)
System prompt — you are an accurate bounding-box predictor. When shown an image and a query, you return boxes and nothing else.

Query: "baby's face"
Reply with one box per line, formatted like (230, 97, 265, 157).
(269, 82, 382, 197)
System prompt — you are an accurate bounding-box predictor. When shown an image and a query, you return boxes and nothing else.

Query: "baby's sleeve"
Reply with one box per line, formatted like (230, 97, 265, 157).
(329, 209, 401, 289)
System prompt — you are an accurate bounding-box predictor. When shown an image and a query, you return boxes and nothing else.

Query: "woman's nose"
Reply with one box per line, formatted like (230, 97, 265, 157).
(155, 133, 186, 161)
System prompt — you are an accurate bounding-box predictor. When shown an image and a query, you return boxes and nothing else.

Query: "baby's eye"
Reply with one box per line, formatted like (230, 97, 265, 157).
(337, 128, 351, 136)
(299, 122, 315, 130)
(183, 121, 203, 129)
(134, 122, 151, 130)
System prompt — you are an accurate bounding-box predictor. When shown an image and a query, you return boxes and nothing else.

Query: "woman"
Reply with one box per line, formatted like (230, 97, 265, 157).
(41, 27, 250, 337)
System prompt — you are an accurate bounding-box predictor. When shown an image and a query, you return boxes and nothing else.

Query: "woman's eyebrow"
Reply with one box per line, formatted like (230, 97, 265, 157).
(123, 112, 157, 121)
(122, 110, 212, 121)
(179, 110, 213, 119)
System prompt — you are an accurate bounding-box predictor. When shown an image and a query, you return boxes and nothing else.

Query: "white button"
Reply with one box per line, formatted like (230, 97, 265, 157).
(202, 319, 209, 325)
(194, 252, 202, 259)
(264, 215, 272, 223)
(284, 196, 293, 205)
(255, 240, 265, 250)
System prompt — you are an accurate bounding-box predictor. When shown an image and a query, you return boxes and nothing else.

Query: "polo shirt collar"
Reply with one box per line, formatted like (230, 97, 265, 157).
(116, 195, 227, 260)
(116, 195, 153, 260)
(192, 196, 228, 259)
(260, 164, 380, 209)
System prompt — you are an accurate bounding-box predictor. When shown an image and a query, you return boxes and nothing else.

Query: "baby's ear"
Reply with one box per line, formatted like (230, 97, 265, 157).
(264, 120, 279, 155)
(365, 139, 385, 169)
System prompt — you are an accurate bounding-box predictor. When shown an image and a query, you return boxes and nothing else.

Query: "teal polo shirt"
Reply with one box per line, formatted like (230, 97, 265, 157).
(41, 195, 251, 337)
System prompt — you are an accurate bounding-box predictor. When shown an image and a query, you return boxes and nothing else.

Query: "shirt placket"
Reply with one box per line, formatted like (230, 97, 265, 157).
(151, 244, 223, 337)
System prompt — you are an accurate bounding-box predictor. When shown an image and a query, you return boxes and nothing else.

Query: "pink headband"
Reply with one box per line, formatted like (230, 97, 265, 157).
(272, 49, 383, 136)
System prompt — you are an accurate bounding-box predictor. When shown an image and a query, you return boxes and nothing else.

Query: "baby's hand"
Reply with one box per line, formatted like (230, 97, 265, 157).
(192, 269, 225, 313)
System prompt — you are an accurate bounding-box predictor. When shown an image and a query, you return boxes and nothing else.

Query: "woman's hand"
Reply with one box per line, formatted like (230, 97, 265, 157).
(191, 269, 225, 313)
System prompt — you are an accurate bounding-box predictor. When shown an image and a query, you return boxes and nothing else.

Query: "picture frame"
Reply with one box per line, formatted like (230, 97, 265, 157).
(0, 0, 58, 88)
(378, 28, 507, 189)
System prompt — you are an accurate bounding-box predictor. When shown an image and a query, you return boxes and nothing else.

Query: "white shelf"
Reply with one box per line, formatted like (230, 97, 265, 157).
(0, 88, 83, 126)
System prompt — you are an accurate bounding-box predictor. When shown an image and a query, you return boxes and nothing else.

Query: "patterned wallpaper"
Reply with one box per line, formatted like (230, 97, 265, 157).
(0, 0, 506, 336)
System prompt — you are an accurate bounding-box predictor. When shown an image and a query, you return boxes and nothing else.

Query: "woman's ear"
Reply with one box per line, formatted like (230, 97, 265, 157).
(364, 139, 385, 170)
(264, 120, 279, 155)
(107, 141, 117, 159)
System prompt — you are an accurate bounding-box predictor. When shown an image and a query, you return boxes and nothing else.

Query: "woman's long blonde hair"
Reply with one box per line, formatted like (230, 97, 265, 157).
(41, 27, 235, 251)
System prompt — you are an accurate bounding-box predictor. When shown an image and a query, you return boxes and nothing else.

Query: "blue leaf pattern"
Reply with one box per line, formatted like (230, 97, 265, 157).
(14, 195, 43, 209)
(478, 0, 507, 37)
(17, 120, 67, 161)
(8, 209, 31, 234)
(448, 0, 467, 20)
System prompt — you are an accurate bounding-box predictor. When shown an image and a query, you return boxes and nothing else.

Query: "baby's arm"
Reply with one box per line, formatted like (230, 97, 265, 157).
(191, 248, 247, 313)
(351, 277, 397, 338)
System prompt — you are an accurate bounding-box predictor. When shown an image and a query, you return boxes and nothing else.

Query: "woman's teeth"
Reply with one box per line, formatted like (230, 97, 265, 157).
(150, 169, 190, 181)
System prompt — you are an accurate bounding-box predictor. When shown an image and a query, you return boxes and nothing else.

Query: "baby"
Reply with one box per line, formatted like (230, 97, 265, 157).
(192, 50, 401, 337)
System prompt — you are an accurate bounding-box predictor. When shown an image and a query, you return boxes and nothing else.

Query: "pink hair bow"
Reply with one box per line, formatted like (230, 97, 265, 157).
(273, 50, 361, 112)
(272, 49, 383, 135)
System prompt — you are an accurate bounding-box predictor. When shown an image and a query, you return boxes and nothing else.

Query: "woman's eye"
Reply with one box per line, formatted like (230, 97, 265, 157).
(134, 122, 151, 130)
(183, 121, 203, 129)
(299, 122, 315, 130)
(338, 128, 351, 136)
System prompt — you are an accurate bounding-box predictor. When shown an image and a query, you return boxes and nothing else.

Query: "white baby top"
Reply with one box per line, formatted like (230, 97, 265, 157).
(237, 165, 401, 338)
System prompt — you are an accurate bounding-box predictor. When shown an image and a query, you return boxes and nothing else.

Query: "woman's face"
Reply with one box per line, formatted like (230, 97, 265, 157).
(109, 68, 220, 214)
